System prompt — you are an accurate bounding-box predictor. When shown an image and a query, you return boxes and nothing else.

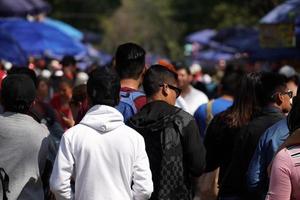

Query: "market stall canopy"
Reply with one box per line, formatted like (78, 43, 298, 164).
(260, 0, 300, 23)
(0, 18, 87, 59)
(42, 18, 83, 41)
(185, 29, 216, 45)
(0, 0, 50, 17)
(0, 30, 27, 66)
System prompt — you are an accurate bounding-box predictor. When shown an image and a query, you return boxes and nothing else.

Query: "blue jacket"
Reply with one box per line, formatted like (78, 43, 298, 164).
(246, 118, 289, 196)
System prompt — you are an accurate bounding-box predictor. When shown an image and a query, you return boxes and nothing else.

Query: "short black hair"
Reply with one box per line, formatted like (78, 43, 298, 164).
(61, 55, 76, 67)
(258, 72, 287, 106)
(143, 64, 178, 97)
(174, 64, 191, 75)
(220, 69, 245, 96)
(87, 67, 120, 107)
(8, 67, 37, 88)
(1, 74, 36, 113)
(115, 42, 146, 80)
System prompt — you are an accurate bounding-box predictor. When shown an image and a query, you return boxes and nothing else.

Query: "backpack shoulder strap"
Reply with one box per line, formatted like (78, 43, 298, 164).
(0, 168, 9, 200)
(206, 100, 214, 126)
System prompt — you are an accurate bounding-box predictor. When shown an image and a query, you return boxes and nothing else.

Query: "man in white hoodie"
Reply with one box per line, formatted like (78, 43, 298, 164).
(50, 67, 153, 200)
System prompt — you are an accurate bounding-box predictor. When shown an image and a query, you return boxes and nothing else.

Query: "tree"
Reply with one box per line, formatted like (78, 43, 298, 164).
(47, 0, 120, 31)
(100, 0, 184, 59)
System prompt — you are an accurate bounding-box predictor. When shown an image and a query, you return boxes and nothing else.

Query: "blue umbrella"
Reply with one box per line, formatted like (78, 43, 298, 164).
(42, 18, 83, 41)
(260, 0, 300, 23)
(186, 29, 216, 45)
(0, 18, 87, 59)
(196, 50, 234, 61)
(0, 0, 50, 17)
(0, 30, 27, 66)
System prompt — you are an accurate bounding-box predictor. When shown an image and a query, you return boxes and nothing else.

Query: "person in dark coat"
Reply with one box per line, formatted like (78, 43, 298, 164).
(127, 64, 206, 200)
(220, 72, 292, 200)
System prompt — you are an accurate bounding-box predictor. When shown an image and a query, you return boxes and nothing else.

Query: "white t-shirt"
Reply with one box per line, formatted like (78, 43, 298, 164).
(182, 86, 209, 115)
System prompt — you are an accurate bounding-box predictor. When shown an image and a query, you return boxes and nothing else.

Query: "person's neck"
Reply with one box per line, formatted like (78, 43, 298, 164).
(181, 85, 191, 98)
(267, 103, 282, 111)
(220, 94, 234, 101)
(120, 78, 140, 90)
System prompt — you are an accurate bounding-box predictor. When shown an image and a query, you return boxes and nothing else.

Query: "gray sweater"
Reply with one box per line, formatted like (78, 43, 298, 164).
(0, 112, 49, 200)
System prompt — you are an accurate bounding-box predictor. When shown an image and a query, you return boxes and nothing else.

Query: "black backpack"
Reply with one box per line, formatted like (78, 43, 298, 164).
(145, 114, 191, 200)
(0, 168, 9, 200)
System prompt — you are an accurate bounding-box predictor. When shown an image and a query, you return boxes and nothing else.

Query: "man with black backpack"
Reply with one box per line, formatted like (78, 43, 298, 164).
(127, 64, 206, 200)
(114, 42, 147, 122)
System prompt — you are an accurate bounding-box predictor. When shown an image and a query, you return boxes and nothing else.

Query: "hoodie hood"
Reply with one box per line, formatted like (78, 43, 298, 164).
(80, 105, 124, 133)
(127, 101, 181, 132)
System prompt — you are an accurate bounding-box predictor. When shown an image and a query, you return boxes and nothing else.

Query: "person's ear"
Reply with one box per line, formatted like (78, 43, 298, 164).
(276, 93, 284, 105)
(161, 84, 168, 97)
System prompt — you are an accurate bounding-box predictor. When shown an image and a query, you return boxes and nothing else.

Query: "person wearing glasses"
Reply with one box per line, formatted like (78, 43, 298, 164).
(127, 64, 206, 200)
(247, 89, 294, 200)
(219, 72, 292, 200)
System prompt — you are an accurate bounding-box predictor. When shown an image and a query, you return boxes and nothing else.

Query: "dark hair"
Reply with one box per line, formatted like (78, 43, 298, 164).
(287, 75, 299, 86)
(220, 69, 245, 96)
(61, 55, 76, 67)
(1, 74, 36, 113)
(37, 76, 49, 87)
(143, 64, 178, 97)
(59, 77, 73, 88)
(257, 72, 287, 106)
(70, 84, 87, 105)
(115, 42, 146, 80)
(221, 72, 263, 128)
(287, 82, 300, 133)
(8, 67, 37, 88)
(87, 67, 120, 107)
(174, 64, 191, 75)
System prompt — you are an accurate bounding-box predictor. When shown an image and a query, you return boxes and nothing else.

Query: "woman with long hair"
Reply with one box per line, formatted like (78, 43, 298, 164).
(203, 72, 263, 200)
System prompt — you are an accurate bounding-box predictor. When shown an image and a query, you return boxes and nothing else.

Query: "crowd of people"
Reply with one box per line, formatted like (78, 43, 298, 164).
(0, 42, 300, 200)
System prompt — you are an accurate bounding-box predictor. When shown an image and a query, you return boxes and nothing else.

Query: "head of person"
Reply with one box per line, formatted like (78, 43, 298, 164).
(224, 72, 263, 128)
(219, 69, 244, 97)
(36, 76, 49, 101)
(87, 67, 120, 107)
(115, 42, 146, 81)
(258, 72, 291, 113)
(58, 78, 73, 102)
(61, 55, 77, 80)
(287, 83, 300, 132)
(1, 74, 36, 114)
(69, 84, 87, 120)
(175, 65, 192, 91)
(143, 64, 180, 106)
(279, 65, 298, 98)
(8, 67, 37, 88)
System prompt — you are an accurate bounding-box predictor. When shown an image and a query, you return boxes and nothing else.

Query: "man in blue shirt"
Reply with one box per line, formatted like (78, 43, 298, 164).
(194, 69, 243, 138)
(246, 118, 289, 199)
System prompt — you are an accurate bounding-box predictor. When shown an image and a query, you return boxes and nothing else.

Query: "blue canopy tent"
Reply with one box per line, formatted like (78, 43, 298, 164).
(0, 30, 27, 66)
(0, 18, 87, 59)
(260, 0, 300, 23)
(42, 18, 83, 41)
(185, 29, 216, 45)
(196, 50, 234, 62)
(0, 0, 50, 17)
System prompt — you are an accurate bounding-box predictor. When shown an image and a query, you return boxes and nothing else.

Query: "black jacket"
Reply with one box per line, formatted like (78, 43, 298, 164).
(219, 106, 285, 199)
(127, 101, 206, 200)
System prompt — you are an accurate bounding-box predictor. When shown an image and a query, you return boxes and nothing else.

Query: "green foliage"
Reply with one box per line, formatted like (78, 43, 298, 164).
(47, 0, 120, 31)
(46, 0, 286, 58)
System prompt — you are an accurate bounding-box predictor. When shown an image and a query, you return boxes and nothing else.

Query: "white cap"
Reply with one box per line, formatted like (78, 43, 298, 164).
(75, 72, 89, 86)
(279, 65, 296, 78)
(189, 63, 202, 75)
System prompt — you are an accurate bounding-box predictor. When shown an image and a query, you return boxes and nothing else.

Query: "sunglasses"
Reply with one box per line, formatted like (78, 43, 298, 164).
(159, 84, 182, 98)
(281, 90, 293, 98)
